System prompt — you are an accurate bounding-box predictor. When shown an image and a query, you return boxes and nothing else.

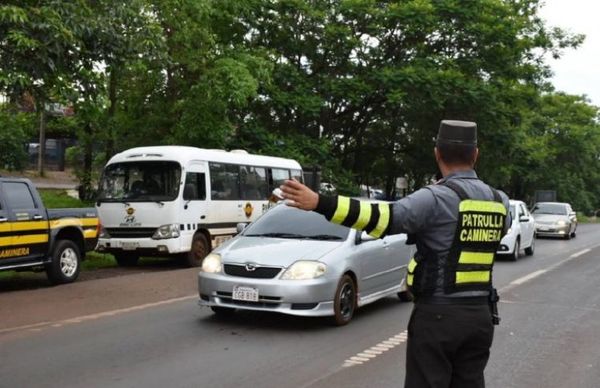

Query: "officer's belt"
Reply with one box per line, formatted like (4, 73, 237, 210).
(415, 296, 488, 305)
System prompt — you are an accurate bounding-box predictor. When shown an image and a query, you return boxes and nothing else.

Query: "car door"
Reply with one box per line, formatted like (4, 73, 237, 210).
(2, 181, 49, 263)
(357, 232, 407, 296)
(0, 183, 15, 263)
(519, 203, 535, 248)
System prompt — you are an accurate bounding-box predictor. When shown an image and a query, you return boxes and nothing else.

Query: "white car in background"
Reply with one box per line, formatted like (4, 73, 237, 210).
(496, 200, 536, 261)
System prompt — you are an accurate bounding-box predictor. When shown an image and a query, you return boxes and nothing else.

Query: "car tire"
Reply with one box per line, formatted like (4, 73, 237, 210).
(524, 235, 535, 256)
(571, 226, 577, 238)
(114, 253, 140, 267)
(509, 238, 520, 261)
(211, 306, 236, 317)
(185, 233, 210, 267)
(46, 240, 81, 284)
(564, 227, 572, 240)
(331, 274, 356, 326)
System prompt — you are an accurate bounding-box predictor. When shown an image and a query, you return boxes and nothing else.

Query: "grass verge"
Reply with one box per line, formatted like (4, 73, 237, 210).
(38, 189, 94, 208)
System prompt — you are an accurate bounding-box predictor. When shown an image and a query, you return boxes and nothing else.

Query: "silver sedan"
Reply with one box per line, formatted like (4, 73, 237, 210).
(531, 202, 578, 239)
(198, 204, 413, 325)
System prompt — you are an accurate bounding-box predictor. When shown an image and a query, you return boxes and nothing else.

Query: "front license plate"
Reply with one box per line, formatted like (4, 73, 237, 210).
(232, 286, 259, 302)
(121, 241, 139, 251)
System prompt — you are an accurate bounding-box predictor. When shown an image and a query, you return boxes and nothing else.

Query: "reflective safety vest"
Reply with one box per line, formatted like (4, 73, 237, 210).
(406, 181, 507, 296)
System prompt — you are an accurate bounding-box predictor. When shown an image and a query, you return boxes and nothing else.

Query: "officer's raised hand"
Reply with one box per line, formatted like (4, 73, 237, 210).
(279, 179, 319, 211)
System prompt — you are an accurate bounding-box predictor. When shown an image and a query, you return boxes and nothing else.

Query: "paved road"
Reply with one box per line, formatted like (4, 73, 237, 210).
(1, 225, 599, 388)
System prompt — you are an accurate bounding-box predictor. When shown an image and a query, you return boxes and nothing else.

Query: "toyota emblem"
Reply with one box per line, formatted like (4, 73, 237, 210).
(245, 263, 257, 271)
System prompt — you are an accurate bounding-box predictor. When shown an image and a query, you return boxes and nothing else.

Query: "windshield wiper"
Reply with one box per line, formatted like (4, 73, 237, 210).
(244, 232, 306, 239)
(305, 234, 344, 241)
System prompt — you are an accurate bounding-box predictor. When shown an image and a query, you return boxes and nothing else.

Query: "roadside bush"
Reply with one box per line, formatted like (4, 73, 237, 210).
(0, 110, 35, 171)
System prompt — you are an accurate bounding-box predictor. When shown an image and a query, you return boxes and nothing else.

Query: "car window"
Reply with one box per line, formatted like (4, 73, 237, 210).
(4, 182, 36, 210)
(519, 204, 528, 217)
(509, 204, 516, 220)
(243, 205, 350, 240)
(531, 203, 567, 215)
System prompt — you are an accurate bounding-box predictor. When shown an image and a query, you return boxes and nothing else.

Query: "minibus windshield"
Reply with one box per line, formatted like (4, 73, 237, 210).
(98, 161, 181, 202)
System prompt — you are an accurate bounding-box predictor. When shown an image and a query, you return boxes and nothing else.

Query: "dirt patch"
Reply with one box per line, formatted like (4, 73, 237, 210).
(0, 265, 200, 332)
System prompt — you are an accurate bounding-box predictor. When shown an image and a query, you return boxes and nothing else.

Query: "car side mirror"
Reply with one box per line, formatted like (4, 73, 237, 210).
(236, 223, 248, 233)
(569, 212, 576, 217)
(519, 216, 530, 222)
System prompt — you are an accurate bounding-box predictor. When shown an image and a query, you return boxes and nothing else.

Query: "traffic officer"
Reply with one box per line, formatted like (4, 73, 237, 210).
(280, 120, 510, 388)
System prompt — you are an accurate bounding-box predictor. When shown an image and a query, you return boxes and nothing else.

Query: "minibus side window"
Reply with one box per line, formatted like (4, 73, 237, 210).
(183, 173, 206, 200)
(269, 168, 290, 192)
(209, 163, 241, 200)
(291, 169, 303, 183)
(240, 166, 268, 200)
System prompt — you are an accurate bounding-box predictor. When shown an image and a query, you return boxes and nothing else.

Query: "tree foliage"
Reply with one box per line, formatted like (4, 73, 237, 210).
(1, 0, 598, 211)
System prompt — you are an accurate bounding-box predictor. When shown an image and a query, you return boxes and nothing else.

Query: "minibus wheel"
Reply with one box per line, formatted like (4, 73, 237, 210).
(186, 233, 209, 267)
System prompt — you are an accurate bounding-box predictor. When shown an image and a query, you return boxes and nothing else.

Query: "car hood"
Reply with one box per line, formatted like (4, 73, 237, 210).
(216, 236, 344, 267)
(533, 214, 568, 223)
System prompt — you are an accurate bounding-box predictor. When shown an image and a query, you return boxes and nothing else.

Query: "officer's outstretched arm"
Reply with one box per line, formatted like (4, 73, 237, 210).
(280, 179, 392, 239)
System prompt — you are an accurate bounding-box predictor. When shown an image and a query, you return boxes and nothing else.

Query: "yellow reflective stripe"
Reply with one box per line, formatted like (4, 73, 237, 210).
(331, 196, 351, 224)
(11, 221, 48, 231)
(370, 203, 390, 238)
(0, 236, 12, 247)
(0, 223, 11, 233)
(81, 218, 99, 227)
(407, 274, 414, 286)
(12, 234, 49, 245)
(84, 229, 98, 239)
(50, 218, 99, 229)
(456, 271, 490, 284)
(458, 251, 494, 265)
(460, 200, 506, 215)
(408, 257, 417, 273)
(352, 201, 372, 230)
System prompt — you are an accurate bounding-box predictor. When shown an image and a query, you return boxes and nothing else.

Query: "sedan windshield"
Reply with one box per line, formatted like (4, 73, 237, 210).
(243, 205, 350, 241)
(98, 161, 181, 202)
(531, 203, 567, 216)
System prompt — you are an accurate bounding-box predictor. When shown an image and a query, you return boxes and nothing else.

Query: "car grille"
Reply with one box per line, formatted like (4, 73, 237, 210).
(224, 264, 282, 279)
(106, 228, 156, 239)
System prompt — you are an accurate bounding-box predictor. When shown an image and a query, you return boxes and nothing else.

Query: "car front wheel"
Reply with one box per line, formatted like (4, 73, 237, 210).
(46, 240, 81, 284)
(509, 238, 520, 261)
(332, 274, 356, 326)
(524, 235, 535, 256)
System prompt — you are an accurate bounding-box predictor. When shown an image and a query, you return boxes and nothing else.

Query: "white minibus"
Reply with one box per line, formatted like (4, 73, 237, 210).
(95, 146, 303, 266)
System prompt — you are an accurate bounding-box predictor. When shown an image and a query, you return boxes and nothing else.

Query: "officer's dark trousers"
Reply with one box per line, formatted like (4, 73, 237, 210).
(405, 303, 494, 388)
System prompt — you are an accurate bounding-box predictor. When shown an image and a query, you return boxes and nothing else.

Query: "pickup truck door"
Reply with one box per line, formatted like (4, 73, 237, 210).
(0, 180, 49, 264)
(0, 186, 13, 262)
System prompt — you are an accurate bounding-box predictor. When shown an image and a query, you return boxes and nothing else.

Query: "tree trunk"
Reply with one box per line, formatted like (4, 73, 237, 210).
(80, 122, 94, 200)
(37, 104, 46, 177)
(105, 69, 117, 163)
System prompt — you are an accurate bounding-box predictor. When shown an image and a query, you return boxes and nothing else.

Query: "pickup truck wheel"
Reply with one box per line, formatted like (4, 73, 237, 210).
(114, 253, 139, 267)
(46, 240, 81, 285)
(185, 233, 209, 267)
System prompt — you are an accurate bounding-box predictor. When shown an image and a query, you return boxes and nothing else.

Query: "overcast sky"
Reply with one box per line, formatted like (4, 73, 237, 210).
(539, 0, 600, 106)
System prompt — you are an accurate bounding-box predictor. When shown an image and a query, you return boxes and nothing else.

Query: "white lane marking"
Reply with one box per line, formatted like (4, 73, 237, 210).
(343, 330, 408, 368)
(509, 269, 547, 286)
(0, 294, 197, 335)
(501, 243, 600, 293)
(570, 248, 591, 258)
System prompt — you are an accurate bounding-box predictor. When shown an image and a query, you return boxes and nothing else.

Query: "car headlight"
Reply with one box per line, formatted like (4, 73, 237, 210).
(201, 253, 222, 273)
(281, 261, 327, 280)
(556, 220, 567, 226)
(152, 224, 181, 239)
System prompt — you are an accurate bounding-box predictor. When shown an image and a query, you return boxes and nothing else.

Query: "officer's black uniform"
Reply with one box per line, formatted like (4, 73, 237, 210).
(314, 120, 510, 388)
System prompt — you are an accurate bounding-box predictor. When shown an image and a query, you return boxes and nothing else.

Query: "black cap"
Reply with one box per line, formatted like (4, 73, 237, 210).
(436, 120, 477, 145)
